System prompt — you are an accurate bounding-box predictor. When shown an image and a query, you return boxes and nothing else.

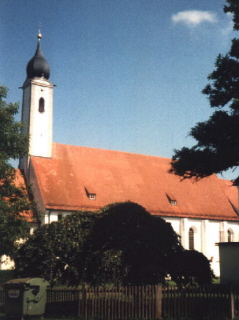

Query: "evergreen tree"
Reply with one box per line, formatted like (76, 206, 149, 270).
(0, 85, 31, 261)
(170, 0, 239, 185)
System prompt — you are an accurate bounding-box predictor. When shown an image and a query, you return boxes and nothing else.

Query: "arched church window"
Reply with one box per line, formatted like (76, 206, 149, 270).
(39, 97, 45, 113)
(227, 229, 233, 242)
(189, 227, 194, 250)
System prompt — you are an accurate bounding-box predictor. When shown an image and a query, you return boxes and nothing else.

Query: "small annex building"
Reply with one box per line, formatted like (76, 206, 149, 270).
(218, 242, 239, 284)
(16, 34, 239, 276)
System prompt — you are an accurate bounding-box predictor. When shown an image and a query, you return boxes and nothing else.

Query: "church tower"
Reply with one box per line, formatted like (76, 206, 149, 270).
(19, 32, 54, 172)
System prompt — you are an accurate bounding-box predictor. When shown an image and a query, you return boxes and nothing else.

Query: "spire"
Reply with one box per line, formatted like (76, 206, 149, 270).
(26, 31, 50, 80)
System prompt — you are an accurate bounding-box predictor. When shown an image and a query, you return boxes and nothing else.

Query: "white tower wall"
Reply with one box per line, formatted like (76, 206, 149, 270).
(19, 77, 54, 171)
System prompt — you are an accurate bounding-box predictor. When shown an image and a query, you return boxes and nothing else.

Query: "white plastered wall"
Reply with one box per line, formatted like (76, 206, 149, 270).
(163, 216, 239, 276)
(20, 78, 54, 172)
(27, 80, 53, 158)
(44, 210, 72, 224)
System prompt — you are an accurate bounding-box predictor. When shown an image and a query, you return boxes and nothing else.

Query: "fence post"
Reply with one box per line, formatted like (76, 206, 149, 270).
(78, 283, 86, 318)
(230, 284, 235, 320)
(155, 283, 162, 319)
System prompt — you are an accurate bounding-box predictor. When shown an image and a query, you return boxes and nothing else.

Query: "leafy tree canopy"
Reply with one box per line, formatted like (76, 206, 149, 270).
(167, 250, 215, 287)
(14, 202, 214, 287)
(170, 0, 239, 185)
(83, 202, 183, 286)
(0, 85, 31, 260)
(14, 211, 97, 286)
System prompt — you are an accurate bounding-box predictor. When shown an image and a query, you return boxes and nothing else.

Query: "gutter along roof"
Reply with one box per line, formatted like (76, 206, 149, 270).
(30, 142, 239, 221)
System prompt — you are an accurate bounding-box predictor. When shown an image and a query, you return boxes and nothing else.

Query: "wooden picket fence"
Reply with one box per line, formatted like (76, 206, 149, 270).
(162, 284, 238, 319)
(1, 283, 239, 319)
(46, 284, 162, 319)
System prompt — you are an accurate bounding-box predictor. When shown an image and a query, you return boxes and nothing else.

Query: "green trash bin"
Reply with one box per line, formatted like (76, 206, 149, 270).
(4, 278, 50, 318)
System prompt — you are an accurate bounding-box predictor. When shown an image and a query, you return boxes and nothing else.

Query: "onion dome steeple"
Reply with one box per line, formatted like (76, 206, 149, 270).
(26, 33, 50, 80)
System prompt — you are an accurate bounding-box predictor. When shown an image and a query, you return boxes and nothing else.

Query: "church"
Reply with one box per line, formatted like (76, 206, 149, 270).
(17, 33, 239, 276)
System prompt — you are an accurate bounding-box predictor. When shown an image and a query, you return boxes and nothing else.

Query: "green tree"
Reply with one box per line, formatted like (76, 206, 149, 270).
(14, 211, 97, 286)
(167, 250, 215, 287)
(83, 202, 183, 286)
(15, 202, 214, 287)
(0, 85, 31, 260)
(170, 0, 239, 184)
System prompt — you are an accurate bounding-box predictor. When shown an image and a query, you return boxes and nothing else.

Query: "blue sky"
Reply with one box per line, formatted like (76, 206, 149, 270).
(0, 0, 236, 179)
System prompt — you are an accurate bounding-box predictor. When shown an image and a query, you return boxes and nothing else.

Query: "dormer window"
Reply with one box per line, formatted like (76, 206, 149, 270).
(88, 193, 96, 200)
(170, 200, 177, 206)
(85, 186, 96, 200)
(166, 192, 177, 206)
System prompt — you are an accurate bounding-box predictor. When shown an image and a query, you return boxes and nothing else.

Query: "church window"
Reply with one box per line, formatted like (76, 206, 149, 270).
(227, 229, 233, 242)
(39, 97, 45, 112)
(189, 228, 194, 250)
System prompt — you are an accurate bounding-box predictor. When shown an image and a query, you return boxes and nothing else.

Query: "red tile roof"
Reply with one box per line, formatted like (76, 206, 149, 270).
(14, 170, 33, 222)
(30, 143, 239, 221)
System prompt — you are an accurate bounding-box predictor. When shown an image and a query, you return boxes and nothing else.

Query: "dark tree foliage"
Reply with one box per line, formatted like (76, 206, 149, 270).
(167, 250, 215, 287)
(14, 202, 214, 287)
(0, 86, 31, 260)
(224, 0, 239, 31)
(14, 212, 96, 286)
(82, 202, 183, 286)
(170, 0, 239, 185)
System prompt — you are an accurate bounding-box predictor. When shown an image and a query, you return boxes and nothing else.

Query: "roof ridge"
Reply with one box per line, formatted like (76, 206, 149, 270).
(52, 142, 171, 160)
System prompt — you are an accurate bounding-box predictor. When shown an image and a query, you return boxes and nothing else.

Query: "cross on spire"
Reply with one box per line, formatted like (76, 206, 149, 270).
(38, 23, 42, 40)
